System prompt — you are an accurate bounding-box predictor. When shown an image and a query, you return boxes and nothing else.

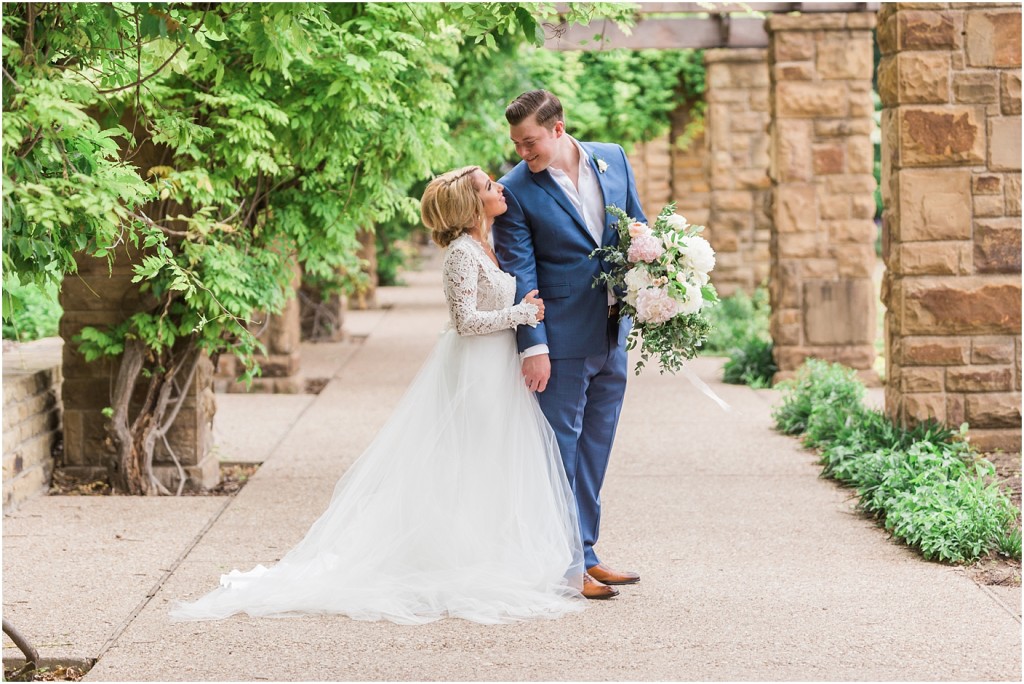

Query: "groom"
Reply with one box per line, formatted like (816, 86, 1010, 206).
(493, 90, 646, 600)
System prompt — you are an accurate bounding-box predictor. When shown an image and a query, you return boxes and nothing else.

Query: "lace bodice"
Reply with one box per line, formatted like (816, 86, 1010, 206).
(442, 234, 539, 336)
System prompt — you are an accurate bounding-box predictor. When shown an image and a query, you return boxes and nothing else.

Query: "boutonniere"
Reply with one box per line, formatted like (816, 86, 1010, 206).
(593, 154, 608, 173)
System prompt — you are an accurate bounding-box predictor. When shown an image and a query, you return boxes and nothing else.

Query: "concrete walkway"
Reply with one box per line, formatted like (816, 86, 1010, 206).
(3, 252, 1020, 681)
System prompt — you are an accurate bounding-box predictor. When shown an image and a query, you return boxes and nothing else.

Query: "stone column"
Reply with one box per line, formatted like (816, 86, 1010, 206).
(348, 227, 379, 310)
(59, 246, 219, 490)
(879, 3, 1022, 451)
(766, 13, 879, 383)
(705, 48, 772, 297)
(217, 260, 305, 393)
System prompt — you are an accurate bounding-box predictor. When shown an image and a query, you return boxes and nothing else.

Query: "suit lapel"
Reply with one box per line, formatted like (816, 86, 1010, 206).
(530, 169, 595, 245)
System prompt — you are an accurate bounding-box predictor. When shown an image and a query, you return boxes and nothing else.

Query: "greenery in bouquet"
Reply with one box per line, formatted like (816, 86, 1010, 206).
(593, 203, 718, 374)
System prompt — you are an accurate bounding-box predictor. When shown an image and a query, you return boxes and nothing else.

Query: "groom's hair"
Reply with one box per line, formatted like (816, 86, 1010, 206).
(505, 90, 563, 129)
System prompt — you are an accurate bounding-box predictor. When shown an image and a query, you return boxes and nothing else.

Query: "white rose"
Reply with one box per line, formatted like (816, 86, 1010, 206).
(679, 235, 716, 275)
(665, 214, 689, 231)
(624, 266, 654, 307)
(676, 279, 704, 315)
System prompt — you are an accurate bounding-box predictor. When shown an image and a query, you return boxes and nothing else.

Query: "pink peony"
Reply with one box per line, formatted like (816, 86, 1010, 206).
(635, 286, 678, 324)
(627, 233, 664, 263)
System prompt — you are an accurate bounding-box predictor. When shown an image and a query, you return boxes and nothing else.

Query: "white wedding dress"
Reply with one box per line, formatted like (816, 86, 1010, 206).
(170, 234, 585, 625)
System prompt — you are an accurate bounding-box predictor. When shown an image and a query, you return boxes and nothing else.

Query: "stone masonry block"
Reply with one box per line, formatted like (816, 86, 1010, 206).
(771, 28, 815, 60)
(774, 184, 817, 233)
(1002, 71, 1022, 115)
(973, 218, 1022, 274)
(846, 136, 875, 175)
(965, 392, 1022, 427)
(775, 119, 813, 182)
(966, 10, 1022, 67)
(904, 392, 947, 424)
(820, 195, 851, 220)
(899, 106, 986, 166)
(777, 82, 849, 118)
(973, 174, 1003, 194)
(903, 277, 1022, 334)
(947, 366, 1015, 392)
(901, 367, 945, 392)
(989, 116, 1022, 171)
(897, 168, 972, 241)
(813, 144, 845, 175)
(897, 10, 963, 51)
(1006, 174, 1022, 215)
(817, 37, 874, 80)
(969, 428, 1022, 453)
(900, 336, 971, 366)
(882, 52, 952, 104)
(953, 71, 1000, 104)
(802, 278, 876, 345)
(972, 336, 1017, 364)
(898, 241, 961, 275)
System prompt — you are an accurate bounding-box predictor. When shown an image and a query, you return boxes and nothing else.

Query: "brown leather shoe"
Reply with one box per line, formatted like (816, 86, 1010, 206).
(587, 563, 640, 585)
(582, 572, 619, 600)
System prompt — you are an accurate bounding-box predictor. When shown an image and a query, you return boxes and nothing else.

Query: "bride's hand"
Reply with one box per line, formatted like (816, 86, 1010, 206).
(522, 290, 544, 322)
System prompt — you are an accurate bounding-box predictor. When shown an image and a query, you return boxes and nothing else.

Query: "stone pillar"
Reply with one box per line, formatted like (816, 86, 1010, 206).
(59, 246, 219, 490)
(299, 273, 346, 343)
(217, 260, 305, 393)
(628, 132, 673, 215)
(348, 227, 379, 310)
(767, 13, 879, 383)
(705, 48, 772, 297)
(879, 3, 1022, 451)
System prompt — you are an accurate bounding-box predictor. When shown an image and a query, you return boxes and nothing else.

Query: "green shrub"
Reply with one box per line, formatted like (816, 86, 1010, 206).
(2, 279, 62, 342)
(772, 359, 865, 438)
(721, 336, 776, 388)
(703, 287, 769, 354)
(884, 473, 1017, 563)
(773, 358, 1022, 564)
(998, 525, 1022, 560)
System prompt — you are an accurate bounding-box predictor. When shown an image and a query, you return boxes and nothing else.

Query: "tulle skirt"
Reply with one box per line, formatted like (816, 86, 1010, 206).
(169, 327, 585, 625)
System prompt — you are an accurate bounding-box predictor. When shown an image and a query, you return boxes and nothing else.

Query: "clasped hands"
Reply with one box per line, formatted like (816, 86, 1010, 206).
(520, 289, 550, 393)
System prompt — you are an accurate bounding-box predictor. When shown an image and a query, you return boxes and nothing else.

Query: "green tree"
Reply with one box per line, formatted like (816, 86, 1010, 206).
(3, 2, 631, 495)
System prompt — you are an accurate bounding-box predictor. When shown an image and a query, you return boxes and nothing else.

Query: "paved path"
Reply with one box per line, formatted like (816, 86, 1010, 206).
(3, 253, 1020, 681)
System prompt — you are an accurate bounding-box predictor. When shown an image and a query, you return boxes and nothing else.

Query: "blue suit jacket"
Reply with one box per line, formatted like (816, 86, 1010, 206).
(493, 141, 647, 360)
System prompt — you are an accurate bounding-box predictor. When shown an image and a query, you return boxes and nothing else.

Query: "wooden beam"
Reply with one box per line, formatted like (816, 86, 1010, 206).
(545, 16, 772, 51)
(553, 2, 880, 16)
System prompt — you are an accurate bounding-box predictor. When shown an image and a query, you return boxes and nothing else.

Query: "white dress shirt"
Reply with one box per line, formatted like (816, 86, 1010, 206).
(522, 137, 613, 360)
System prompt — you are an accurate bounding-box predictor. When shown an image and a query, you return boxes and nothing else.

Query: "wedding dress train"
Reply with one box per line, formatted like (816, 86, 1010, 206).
(169, 235, 585, 624)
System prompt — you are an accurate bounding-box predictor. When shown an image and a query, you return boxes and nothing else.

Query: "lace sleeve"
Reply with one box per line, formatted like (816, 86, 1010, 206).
(443, 243, 539, 337)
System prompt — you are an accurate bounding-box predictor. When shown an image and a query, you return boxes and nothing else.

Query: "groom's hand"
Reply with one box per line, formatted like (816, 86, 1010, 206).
(522, 354, 551, 393)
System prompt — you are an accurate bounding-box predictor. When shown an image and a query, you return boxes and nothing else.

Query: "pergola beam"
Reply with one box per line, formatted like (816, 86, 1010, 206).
(545, 2, 880, 51)
(546, 16, 771, 50)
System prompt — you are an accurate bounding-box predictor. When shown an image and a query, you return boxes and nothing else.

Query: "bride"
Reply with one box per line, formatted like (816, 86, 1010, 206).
(169, 166, 586, 625)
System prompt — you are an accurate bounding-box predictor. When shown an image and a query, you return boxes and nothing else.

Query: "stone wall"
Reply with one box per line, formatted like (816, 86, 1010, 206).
(2, 338, 62, 512)
(879, 2, 1022, 451)
(59, 246, 219, 490)
(628, 132, 674, 217)
(705, 48, 772, 297)
(767, 12, 880, 383)
(627, 101, 711, 228)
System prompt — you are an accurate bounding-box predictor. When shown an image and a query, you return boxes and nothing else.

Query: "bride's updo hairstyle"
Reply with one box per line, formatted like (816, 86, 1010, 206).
(421, 166, 484, 248)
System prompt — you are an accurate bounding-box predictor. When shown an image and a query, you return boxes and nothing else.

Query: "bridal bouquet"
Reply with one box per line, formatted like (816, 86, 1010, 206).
(592, 203, 718, 374)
